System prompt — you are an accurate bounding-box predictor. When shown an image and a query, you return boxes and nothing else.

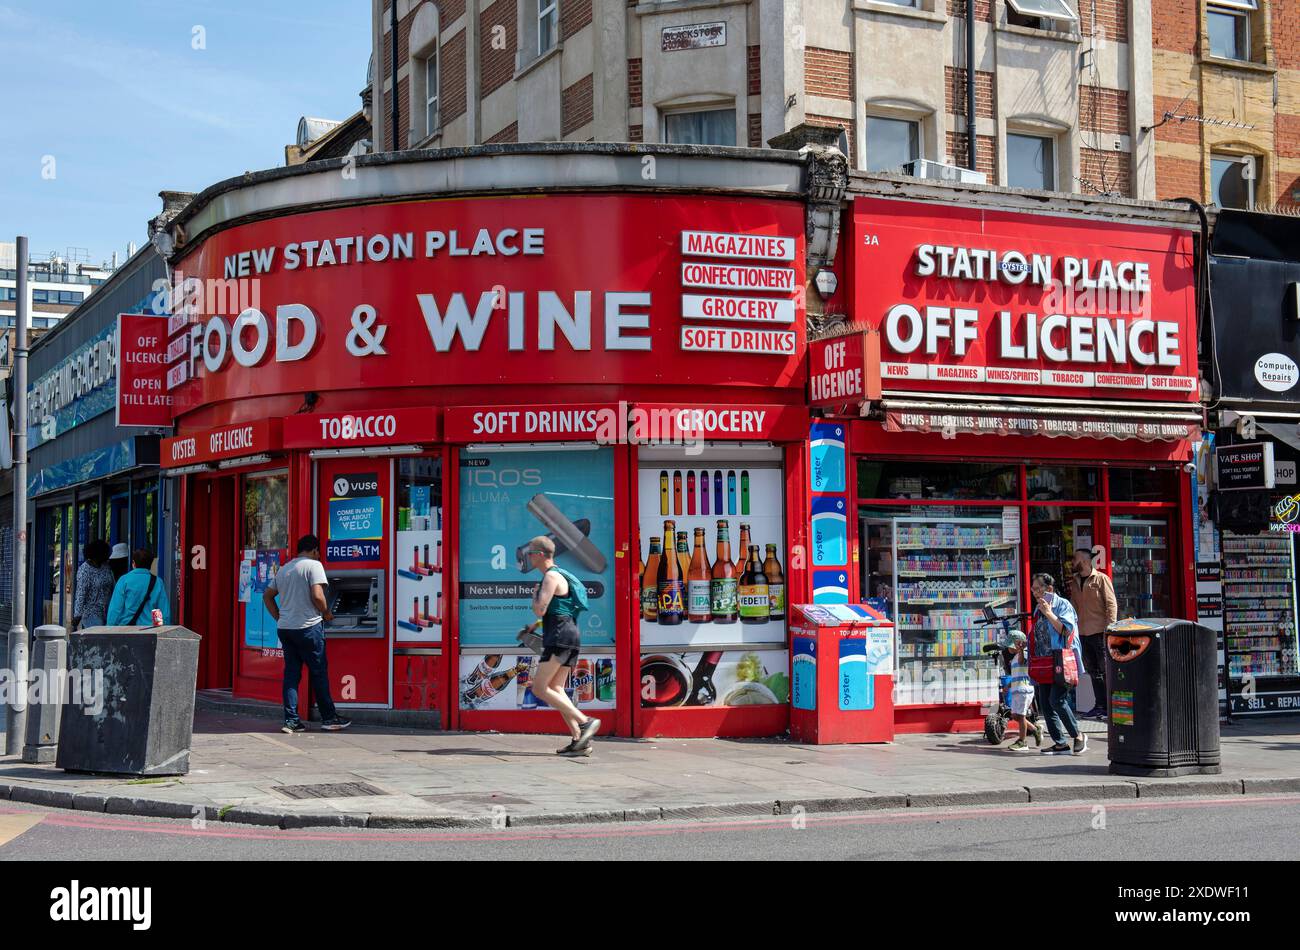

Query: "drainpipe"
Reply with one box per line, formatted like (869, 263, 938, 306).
(391, 0, 400, 150)
(967, 0, 977, 171)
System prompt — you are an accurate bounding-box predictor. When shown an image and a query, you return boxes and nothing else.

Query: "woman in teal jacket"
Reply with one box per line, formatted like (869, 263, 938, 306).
(106, 549, 171, 626)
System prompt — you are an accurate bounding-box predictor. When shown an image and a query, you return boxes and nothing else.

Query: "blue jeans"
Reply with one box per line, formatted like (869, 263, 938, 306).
(1035, 682, 1080, 746)
(278, 623, 338, 724)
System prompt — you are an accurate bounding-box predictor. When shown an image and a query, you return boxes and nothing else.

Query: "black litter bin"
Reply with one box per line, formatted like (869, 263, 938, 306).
(1106, 618, 1220, 777)
(57, 626, 201, 776)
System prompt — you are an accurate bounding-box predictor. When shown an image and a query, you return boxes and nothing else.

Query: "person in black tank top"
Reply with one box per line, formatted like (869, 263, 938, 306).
(527, 536, 601, 756)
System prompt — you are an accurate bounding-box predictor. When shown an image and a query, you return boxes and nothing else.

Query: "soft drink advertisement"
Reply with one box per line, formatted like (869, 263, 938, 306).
(458, 655, 616, 711)
(458, 448, 615, 646)
(637, 462, 787, 648)
(639, 649, 789, 707)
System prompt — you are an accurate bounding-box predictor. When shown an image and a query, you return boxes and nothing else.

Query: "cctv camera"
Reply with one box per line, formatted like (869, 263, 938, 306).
(1183, 462, 1198, 474)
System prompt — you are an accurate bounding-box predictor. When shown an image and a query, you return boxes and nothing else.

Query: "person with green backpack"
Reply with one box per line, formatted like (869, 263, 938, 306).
(526, 535, 601, 756)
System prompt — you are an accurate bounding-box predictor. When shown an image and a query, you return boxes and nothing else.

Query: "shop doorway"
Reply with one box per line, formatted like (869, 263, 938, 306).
(185, 477, 236, 690)
(1109, 511, 1175, 619)
(1027, 507, 1100, 591)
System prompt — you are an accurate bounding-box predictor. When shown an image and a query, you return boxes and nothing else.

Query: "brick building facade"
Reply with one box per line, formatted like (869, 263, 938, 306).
(1152, 0, 1300, 211)
(371, 1, 1157, 198)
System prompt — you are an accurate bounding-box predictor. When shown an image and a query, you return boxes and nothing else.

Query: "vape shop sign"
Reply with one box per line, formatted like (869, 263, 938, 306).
(1216, 443, 1276, 491)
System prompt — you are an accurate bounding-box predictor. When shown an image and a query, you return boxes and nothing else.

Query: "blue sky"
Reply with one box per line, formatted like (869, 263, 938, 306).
(0, 0, 371, 266)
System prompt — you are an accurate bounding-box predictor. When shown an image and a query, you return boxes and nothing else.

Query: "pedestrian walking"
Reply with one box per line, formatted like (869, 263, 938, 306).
(525, 536, 601, 756)
(72, 539, 115, 630)
(106, 548, 171, 626)
(1029, 573, 1087, 756)
(1069, 547, 1117, 719)
(1001, 631, 1043, 752)
(263, 534, 351, 734)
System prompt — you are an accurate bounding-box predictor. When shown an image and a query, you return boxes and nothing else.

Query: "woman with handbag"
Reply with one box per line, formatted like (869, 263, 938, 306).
(1027, 573, 1087, 756)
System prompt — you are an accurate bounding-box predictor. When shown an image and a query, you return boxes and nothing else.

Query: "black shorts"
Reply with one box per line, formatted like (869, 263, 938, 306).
(540, 646, 580, 667)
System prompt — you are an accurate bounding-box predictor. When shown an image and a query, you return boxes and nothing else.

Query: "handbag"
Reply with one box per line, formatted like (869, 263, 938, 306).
(1030, 634, 1080, 688)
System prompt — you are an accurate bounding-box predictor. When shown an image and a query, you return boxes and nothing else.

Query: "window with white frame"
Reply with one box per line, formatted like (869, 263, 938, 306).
(865, 116, 920, 173)
(1211, 153, 1255, 208)
(537, 0, 558, 56)
(1007, 132, 1056, 190)
(424, 49, 440, 135)
(1207, 0, 1256, 61)
(663, 107, 737, 146)
(1006, 0, 1078, 30)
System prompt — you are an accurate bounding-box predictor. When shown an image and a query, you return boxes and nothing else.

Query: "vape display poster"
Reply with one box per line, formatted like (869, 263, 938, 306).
(637, 464, 787, 648)
(792, 636, 816, 710)
(459, 448, 615, 646)
(809, 423, 846, 494)
(244, 551, 281, 648)
(811, 497, 848, 565)
(397, 526, 443, 642)
(327, 473, 383, 563)
(838, 637, 873, 711)
(640, 649, 789, 708)
(458, 655, 616, 712)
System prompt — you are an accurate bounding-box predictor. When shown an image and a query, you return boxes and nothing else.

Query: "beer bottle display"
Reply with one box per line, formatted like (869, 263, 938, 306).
(710, 520, 739, 623)
(764, 543, 786, 620)
(462, 658, 530, 709)
(738, 545, 770, 625)
(687, 527, 713, 623)
(676, 530, 690, 577)
(734, 523, 752, 574)
(641, 538, 662, 621)
(657, 522, 685, 625)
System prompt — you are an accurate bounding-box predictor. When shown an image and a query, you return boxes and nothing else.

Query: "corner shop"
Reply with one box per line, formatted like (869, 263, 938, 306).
(826, 194, 1202, 732)
(151, 144, 1209, 737)
(157, 145, 813, 738)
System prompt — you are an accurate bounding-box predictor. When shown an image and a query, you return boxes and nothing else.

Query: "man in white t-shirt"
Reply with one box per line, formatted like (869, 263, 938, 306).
(263, 534, 351, 734)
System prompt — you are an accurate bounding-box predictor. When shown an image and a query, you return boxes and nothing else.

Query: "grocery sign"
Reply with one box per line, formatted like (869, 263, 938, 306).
(850, 197, 1198, 402)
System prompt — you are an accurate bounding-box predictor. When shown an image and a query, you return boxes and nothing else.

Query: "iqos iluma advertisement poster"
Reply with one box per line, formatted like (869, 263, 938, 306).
(458, 447, 615, 646)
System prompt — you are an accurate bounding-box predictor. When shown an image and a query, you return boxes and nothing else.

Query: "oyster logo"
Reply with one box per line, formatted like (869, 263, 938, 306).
(1254, 353, 1298, 393)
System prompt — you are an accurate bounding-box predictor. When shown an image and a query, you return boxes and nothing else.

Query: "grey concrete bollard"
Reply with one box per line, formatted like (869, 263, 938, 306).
(22, 625, 68, 764)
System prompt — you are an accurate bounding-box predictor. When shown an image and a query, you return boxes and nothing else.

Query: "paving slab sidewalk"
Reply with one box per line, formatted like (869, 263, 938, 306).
(0, 711, 1296, 830)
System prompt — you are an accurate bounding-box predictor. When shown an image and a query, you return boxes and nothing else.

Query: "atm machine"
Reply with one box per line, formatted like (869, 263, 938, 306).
(322, 570, 385, 637)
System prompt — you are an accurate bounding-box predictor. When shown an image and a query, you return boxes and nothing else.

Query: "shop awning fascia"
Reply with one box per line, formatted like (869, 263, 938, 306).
(878, 393, 1203, 442)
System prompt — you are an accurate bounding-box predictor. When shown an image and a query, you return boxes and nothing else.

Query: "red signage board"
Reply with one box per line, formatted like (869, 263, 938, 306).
(629, 403, 808, 442)
(162, 419, 283, 468)
(444, 404, 622, 443)
(283, 407, 441, 448)
(849, 197, 1199, 402)
(116, 314, 172, 427)
(809, 331, 881, 408)
(165, 194, 806, 420)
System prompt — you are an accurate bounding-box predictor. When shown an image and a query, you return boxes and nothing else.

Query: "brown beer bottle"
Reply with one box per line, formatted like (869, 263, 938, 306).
(676, 530, 690, 577)
(738, 545, 770, 625)
(687, 527, 712, 623)
(764, 544, 786, 620)
(734, 523, 752, 575)
(657, 524, 685, 625)
(641, 538, 661, 621)
(711, 520, 738, 624)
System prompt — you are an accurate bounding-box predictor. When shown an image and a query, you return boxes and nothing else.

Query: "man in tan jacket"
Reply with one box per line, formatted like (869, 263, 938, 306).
(1070, 548, 1118, 719)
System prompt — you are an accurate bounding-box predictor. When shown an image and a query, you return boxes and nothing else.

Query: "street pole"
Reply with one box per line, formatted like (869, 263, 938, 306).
(6, 235, 30, 754)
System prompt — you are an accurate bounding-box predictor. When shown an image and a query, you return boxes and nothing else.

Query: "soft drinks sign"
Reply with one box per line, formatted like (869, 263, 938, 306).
(849, 198, 1199, 402)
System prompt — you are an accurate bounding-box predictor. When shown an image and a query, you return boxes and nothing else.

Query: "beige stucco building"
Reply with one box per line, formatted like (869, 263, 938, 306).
(372, 1, 1156, 199)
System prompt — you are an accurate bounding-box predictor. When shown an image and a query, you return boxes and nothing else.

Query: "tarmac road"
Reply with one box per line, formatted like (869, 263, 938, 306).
(2, 793, 1297, 861)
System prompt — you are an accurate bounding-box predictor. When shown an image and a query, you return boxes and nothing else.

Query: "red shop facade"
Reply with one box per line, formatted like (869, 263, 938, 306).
(824, 195, 1203, 733)
(158, 146, 815, 739)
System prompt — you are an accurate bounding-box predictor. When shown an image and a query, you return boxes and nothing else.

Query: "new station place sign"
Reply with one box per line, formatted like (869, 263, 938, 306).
(161, 195, 806, 419)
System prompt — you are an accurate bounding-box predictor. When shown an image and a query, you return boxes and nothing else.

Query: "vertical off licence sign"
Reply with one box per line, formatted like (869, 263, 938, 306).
(809, 330, 881, 410)
(116, 314, 173, 427)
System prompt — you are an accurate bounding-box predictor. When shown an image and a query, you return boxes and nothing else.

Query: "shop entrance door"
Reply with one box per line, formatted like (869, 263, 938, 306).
(1109, 512, 1175, 619)
(186, 477, 235, 690)
(1027, 507, 1101, 591)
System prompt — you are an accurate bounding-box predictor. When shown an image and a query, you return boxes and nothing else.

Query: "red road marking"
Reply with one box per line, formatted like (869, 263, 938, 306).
(1, 794, 1296, 846)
